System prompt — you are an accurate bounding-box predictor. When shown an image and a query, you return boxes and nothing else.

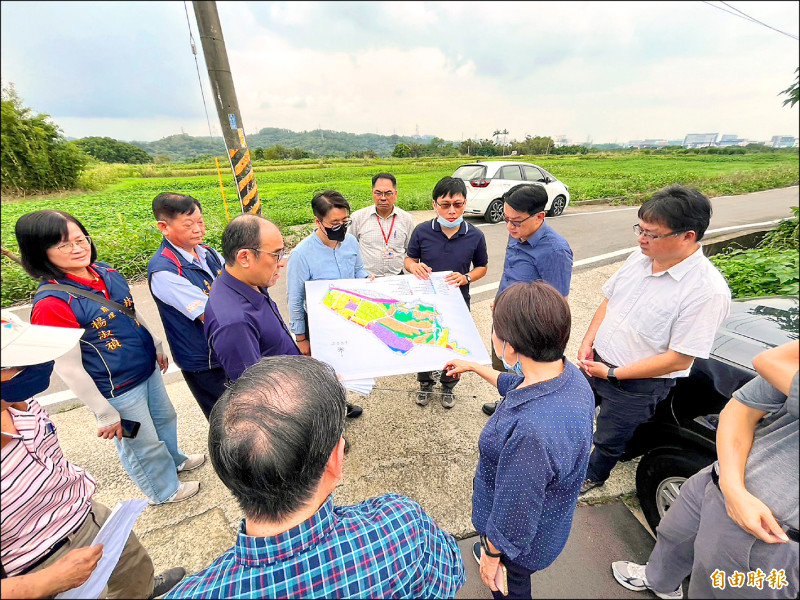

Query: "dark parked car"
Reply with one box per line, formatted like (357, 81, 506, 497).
(618, 296, 798, 533)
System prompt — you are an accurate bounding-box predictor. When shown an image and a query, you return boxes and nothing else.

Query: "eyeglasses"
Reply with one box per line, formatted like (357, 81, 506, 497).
(503, 214, 535, 228)
(435, 200, 466, 210)
(633, 224, 689, 240)
(248, 247, 287, 262)
(321, 218, 352, 231)
(372, 190, 396, 199)
(53, 236, 92, 254)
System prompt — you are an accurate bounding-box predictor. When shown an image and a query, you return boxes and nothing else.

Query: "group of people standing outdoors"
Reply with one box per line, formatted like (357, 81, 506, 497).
(1, 171, 796, 600)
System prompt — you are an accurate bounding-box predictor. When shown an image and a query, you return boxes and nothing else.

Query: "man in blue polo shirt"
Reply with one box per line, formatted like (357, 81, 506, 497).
(204, 214, 300, 382)
(482, 183, 573, 416)
(405, 176, 488, 409)
(148, 192, 226, 420)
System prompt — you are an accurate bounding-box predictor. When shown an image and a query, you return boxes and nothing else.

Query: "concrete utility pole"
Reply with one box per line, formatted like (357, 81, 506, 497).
(192, 0, 260, 214)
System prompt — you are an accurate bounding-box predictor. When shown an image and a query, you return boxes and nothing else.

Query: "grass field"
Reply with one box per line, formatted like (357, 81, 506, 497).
(1, 152, 797, 307)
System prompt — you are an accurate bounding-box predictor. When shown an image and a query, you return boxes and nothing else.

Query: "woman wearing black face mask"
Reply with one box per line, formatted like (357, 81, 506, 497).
(286, 190, 369, 418)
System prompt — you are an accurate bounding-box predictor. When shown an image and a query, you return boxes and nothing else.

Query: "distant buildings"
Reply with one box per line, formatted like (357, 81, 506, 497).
(770, 135, 797, 148)
(623, 133, 797, 149)
(683, 133, 719, 148)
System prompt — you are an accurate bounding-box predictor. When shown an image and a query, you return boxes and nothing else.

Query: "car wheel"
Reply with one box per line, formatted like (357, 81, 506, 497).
(484, 198, 504, 224)
(636, 449, 714, 533)
(546, 195, 567, 217)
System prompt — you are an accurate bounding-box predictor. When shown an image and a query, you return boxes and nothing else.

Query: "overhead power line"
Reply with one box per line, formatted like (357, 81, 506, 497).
(701, 1, 799, 41)
(184, 1, 217, 139)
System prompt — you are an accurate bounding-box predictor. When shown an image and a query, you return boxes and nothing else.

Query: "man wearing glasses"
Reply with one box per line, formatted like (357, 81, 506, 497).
(481, 183, 573, 416)
(204, 214, 301, 384)
(287, 190, 368, 419)
(405, 177, 488, 409)
(148, 193, 226, 419)
(577, 185, 731, 495)
(349, 173, 415, 277)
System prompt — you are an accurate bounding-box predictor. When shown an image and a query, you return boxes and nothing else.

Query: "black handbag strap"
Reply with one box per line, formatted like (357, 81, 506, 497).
(37, 284, 138, 322)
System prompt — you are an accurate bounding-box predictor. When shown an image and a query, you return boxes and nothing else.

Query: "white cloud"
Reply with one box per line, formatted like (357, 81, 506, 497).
(2, 1, 796, 144)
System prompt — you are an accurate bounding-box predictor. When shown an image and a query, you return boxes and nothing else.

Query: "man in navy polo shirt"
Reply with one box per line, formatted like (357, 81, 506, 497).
(148, 192, 226, 419)
(204, 215, 300, 383)
(405, 176, 488, 409)
(482, 183, 573, 416)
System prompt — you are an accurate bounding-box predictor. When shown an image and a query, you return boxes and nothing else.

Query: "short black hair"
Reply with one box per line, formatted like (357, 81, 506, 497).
(221, 214, 263, 265)
(208, 356, 347, 522)
(152, 192, 202, 222)
(432, 176, 467, 201)
(638, 184, 712, 241)
(311, 190, 350, 220)
(504, 184, 547, 215)
(372, 172, 397, 188)
(15, 210, 98, 280)
(493, 281, 571, 362)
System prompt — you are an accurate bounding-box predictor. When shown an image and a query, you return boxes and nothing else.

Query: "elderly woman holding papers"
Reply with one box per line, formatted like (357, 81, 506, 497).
(444, 281, 594, 599)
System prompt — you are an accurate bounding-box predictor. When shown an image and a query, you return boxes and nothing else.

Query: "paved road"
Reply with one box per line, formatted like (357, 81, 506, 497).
(13, 185, 798, 401)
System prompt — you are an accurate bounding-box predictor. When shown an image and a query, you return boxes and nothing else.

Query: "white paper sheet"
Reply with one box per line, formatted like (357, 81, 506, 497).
(57, 499, 149, 599)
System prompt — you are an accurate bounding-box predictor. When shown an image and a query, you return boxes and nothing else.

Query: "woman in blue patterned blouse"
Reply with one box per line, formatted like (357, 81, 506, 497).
(445, 281, 595, 599)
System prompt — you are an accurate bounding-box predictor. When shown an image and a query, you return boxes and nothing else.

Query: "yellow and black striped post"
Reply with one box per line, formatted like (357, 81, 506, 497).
(193, 0, 260, 215)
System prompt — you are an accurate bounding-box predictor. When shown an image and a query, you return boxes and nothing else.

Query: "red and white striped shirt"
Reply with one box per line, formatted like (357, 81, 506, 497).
(1, 399, 96, 575)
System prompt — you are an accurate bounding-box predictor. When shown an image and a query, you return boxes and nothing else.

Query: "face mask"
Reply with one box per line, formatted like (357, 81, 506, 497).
(437, 216, 463, 229)
(501, 341, 524, 377)
(1, 361, 55, 402)
(323, 224, 348, 242)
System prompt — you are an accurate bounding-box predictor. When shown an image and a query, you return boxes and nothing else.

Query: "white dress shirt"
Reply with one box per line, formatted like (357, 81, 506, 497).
(594, 246, 731, 378)
(349, 205, 415, 277)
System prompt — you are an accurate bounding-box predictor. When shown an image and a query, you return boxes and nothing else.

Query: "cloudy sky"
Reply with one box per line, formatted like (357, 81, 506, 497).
(1, 1, 798, 145)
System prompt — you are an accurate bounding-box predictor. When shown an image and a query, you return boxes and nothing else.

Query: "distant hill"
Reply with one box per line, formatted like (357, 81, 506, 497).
(128, 128, 436, 161)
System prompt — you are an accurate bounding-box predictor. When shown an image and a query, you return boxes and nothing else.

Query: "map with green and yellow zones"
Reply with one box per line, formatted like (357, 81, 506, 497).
(322, 287, 468, 355)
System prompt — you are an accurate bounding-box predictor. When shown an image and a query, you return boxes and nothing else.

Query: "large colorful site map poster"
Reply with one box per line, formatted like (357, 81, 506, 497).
(306, 272, 490, 381)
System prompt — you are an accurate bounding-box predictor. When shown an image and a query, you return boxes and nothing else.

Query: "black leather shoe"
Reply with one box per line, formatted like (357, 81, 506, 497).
(346, 403, 363, 419)
(481, 401, 498, 416)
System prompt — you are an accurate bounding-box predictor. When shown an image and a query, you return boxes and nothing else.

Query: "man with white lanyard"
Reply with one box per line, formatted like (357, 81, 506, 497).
(349, 173, 415, 277)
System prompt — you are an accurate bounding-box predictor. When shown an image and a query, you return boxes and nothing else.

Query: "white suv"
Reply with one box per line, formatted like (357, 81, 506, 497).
(452, 161, 570, 223)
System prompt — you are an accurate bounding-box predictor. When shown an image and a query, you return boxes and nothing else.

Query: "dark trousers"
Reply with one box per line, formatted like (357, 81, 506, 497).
(182, 366, 228, 420)
(417, 370, 459, 389)
(492, 559, 536, 599)
(586, 374, 675, 483)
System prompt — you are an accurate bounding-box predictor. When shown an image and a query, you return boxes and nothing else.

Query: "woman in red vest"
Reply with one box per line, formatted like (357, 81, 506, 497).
(15, 210, 203, 505)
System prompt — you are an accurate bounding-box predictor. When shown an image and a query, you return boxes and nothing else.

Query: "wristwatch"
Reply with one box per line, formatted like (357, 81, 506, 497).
(606, 367, 618, 383)
(464, 273, 472, 284)
(480, 534, 502, 558)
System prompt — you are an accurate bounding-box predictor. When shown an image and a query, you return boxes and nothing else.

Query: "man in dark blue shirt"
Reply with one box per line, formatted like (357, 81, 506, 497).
(205, 215, 362, 419)
(204, 215, 300, 383)
(405, 176, 488, 409)
(483, 183, 573, 416)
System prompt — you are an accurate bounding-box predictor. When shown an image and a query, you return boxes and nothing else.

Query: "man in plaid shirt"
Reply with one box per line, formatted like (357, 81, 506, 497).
(166, 355, 465, 599)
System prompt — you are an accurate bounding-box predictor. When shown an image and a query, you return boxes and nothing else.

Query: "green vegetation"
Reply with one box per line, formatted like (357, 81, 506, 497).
(780, 67, 799, 108)
(1, 152, 797, 307)
(1, 85, 88, 195)
(710, 207, 799, 298)
(74, 137, 153, 164)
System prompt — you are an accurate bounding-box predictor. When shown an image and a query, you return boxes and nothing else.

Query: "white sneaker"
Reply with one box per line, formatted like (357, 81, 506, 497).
(177, 454, 206, 473)
(612, 561, 683, 599)
(151, 481, 200, 505)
